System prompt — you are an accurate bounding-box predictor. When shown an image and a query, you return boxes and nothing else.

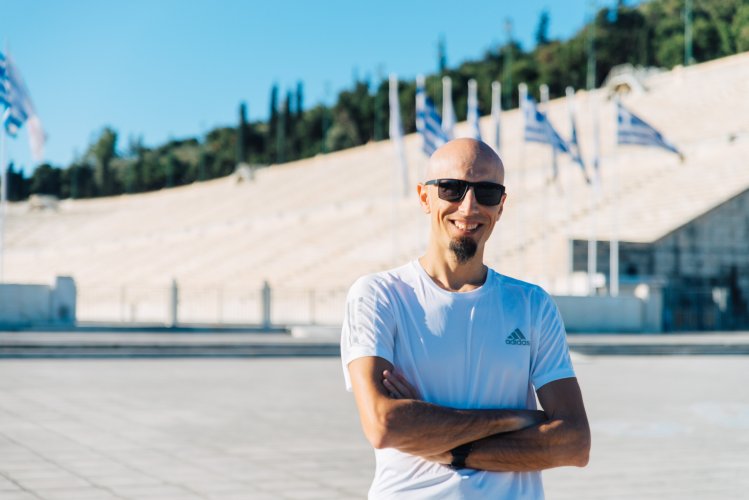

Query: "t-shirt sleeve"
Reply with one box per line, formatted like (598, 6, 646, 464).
(530, 290, 576, 390)
(340, 275, 397, 392)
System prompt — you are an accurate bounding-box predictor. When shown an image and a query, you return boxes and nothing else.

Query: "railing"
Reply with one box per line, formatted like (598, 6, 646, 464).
(77, 282, 348, 327)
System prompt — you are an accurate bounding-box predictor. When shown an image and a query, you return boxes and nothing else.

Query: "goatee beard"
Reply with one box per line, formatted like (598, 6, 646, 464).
(449, 237, 478, 264)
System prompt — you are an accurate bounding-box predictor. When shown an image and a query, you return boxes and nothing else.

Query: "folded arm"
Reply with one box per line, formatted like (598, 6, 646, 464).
(369, 360, 590, 471)
(348, 356, 546, 457)
(459, 377, 590, 471)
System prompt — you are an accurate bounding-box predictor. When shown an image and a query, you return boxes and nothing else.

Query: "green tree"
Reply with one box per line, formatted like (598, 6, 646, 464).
(438, 35, 448, 74)
(268, 83, 279, 162)
(126, 136, 146, 193)
(5, 162, 30, 201)
(29, 163, 62, 197)
(237, 101, 249, 166)
(734, 3, 749, 52)
(325, 108, 360, 152)
(88, 127, 119, 196)
(535, 10, 551, 46)
(65, 162, 97, 198)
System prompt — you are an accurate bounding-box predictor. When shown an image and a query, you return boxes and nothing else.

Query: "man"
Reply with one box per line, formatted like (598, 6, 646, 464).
(341, 138, 590, 499)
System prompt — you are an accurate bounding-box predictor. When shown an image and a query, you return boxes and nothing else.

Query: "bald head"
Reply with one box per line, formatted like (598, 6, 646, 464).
(426, 138, 504, 184)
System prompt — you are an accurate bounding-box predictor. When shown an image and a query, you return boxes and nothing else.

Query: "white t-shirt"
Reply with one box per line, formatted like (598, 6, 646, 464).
(341, 260, 576, 500)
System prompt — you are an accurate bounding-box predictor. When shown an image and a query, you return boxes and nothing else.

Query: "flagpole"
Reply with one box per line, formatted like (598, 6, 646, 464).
(565, 87, 577, 293)
(0, 109, 7, 283)
(518, 83, 528, 280)
(588, 91, 601, 296)
(389, 74, 409, 197)
(611, 97, 620, 297)
(441, 76, 455, 139)
(467, 79, 480, 140)
(0, 38, 8, 283)
(491, 81, 501, 154)
(388, 75, 401, 267)
(539, 84, 551, 288)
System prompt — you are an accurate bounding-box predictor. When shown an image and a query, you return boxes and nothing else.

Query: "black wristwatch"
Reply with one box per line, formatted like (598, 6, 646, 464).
(449, 442, 473, 470)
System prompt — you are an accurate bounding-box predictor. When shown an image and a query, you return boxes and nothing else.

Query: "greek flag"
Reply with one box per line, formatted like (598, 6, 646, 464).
(466, 79, 481, 141)
(569, 118, 591, 183)
(521, 93, 570, 154)
(617, 101, 681, 157)
(416, 76, 448, 156)
(1, 53, 45, 161)
(0, 52, 9, 108)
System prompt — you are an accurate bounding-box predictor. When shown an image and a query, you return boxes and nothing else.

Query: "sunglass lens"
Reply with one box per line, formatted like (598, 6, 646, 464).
(474, 184, 504, 206)
(438, 180, 467, 202)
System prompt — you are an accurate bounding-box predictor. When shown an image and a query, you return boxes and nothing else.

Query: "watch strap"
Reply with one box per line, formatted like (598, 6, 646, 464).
(449, 442, 473, 469)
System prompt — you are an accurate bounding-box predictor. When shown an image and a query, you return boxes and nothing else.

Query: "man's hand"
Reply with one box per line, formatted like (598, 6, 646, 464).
(349, 356, 548, 457)
(383, 368, 546, 433)
(464, 378, 591, 472)
(381, 367, 548, 466)
(383, 374, 591, 472)
(382, 369, 420, 400)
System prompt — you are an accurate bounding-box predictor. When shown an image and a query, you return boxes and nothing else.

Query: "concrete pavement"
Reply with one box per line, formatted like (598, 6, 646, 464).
(0, 355, 748, 499)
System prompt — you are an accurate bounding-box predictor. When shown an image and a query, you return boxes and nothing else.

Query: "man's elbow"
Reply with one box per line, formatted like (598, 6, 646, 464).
(363, 408, 400, 450)
(568, 425, 591, 467)
(365, 424, 390, 450)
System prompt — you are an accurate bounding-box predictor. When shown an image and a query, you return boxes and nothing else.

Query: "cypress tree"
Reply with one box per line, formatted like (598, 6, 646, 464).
(268, 83, 279, 163)
(276, 98, 286, 164)
(237, 101, 248, 165)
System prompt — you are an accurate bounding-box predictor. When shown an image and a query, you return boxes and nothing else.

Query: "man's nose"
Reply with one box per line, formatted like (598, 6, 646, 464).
(458, 187, 480, 214)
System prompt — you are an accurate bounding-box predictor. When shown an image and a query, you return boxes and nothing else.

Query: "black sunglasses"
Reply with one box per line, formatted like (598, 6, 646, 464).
(424, 179, 506, 206)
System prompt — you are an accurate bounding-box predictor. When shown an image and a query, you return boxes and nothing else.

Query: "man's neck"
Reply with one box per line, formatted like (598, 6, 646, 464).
(419, 246, 488, 293)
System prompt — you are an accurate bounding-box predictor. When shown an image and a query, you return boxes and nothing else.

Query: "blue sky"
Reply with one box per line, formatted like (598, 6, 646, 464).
(1, 0, 608, 173)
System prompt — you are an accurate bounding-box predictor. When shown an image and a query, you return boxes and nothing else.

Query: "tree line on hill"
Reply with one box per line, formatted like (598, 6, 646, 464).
(7, 0, 748, 201)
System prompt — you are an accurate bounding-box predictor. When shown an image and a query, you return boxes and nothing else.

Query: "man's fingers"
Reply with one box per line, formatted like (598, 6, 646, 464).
(383, 372, 409, 397)
(383, 378, 403, 398)
(392, 370, 420, 399)
(383, 370, 417, 399)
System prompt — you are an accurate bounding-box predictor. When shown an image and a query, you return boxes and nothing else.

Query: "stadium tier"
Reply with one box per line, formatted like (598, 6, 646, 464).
(3, 52, 748, 323)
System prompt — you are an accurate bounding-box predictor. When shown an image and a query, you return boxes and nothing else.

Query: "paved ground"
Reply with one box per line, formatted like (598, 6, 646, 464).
(0, 355, 747, 499)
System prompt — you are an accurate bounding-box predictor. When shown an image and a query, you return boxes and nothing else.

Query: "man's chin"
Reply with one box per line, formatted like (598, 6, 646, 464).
(449, 237, 478, 264)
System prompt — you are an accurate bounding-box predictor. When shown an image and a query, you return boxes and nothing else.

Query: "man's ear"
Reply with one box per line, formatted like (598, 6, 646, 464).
(417, 183, 431, 214)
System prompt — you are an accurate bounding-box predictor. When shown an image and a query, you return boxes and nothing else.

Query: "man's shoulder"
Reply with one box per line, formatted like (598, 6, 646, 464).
(348, 262, 416, 297)
(491, 269, 551, 303)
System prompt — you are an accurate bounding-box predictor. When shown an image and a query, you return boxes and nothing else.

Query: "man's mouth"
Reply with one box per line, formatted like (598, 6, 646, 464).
(451, 220, 481, 233)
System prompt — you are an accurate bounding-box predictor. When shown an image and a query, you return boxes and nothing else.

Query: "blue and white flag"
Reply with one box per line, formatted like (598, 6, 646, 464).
(617, 100, 681, 158)
(441, 76, 456, 140)
(521, 92, 570, 154)
(416, 75, 448, 156)
(1, 53, 45, 161)
(466, 79, 481, 141)
(0, 52, 9, 109)
(566, 87, 591, 184)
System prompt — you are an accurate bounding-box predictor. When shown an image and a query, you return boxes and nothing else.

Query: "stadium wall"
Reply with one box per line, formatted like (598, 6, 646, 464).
(0, 276, 76, 328)
(555, 290, 663, 333)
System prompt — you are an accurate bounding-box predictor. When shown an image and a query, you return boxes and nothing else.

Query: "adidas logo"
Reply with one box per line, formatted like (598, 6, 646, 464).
(505, 328, 530, 346)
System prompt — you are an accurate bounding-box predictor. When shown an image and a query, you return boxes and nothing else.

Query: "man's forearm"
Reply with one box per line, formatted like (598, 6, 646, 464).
(463, 416, 591, 471)
(375, 399, 545, 457)
(350, 357, 546, 457)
